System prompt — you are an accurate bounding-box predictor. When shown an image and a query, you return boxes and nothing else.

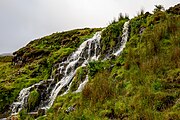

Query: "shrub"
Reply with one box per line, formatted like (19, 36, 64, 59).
(166, 4, 180, 15)
(0, 56, 13, 62)
(82, 71, 113, 104)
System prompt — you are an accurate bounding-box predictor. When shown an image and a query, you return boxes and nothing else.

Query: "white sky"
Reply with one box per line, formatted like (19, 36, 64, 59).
(0, 0, 179, 54)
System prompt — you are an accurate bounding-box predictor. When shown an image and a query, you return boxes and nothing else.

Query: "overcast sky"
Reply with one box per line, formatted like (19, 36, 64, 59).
(0, 0, 179, 54)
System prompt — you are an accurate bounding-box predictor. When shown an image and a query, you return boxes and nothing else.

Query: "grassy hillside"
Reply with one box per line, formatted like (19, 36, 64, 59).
(0, 4, 180, 120)
(0, 28, 101, 117)
(37, 5, 180, 120)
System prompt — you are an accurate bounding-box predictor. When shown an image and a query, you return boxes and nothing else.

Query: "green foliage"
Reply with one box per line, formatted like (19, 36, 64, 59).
(43, 7, 180, 119)
(88, 60, 111, 77)
(114, 101, 126, 116)
(153, 5, 165, 13)
(0, 28, 100, 114)
(19, 109, 28, 120)
(43, 93, 82, 120)
(27, 90, 40, 112)
(0, 56, 13, 62)
(82, 71, 113, 104)
(1, 4, 180, 120)
(166, 3, 180, 15)
(101, 18, 129, 56)
(152, 80, 163, 92)
(18, 108, 34, 120)
(70, 67, 88, 92)
(49, 47, 75, 64)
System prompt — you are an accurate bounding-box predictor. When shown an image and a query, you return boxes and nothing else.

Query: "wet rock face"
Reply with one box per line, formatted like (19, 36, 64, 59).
(11, 79, 54, 114)
(113, 35, 122, 51)
(37, 85, 48, 101)
(37, 108, 46, 116)
(65, 104, 77, 114)
(12, 55, 23, 66)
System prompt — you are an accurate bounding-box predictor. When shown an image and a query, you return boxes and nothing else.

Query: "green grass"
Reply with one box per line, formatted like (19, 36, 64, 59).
(36, 5, 180, 120)
(70, 66, 88, 92)
(1, 4, 180, 120)
(0, 28, 101, 115)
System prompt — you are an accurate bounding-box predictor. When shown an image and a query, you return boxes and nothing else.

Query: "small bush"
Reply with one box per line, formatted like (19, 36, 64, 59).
(82, 71, 113, 104)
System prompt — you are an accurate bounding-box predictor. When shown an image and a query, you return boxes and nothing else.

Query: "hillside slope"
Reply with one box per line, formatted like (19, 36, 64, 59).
(0, 28, 101, 117)
(41, 5, 180, 120)
(0, 4, 180, 120)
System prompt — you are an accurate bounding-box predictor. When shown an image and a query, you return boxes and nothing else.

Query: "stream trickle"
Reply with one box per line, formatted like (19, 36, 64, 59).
(113, 21, 129, 56)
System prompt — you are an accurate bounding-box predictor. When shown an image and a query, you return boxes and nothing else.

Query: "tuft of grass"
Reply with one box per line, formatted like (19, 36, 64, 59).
(27, 90, 40, 112)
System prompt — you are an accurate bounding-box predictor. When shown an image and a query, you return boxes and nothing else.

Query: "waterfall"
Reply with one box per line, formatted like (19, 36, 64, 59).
(113, 21, 129, 56)
(10, 21, 129, 115)
(45, 31, 101, 109)
(74, 75, 89, 93)
(11, 31, 101, 114)
(11, 79, 53, 115)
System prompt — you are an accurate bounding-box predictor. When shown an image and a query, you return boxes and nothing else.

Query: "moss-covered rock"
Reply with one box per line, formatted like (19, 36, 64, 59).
(27, 90, 40, 112)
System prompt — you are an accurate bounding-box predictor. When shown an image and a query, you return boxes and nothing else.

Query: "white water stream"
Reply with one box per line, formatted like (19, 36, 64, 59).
(46, 31, 101, 108)
(11, 21, 129, 115)
(113, 21, 129, 56)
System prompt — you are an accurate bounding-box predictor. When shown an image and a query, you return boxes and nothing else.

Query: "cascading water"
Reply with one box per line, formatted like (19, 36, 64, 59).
(11, 79, 53, 115)
(10, 21, 129, 116)
(74, 75, 89, 93)
(11, 31, 102, 115)
(113, 21, 129, 56)
(45, 31, 101, 109)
